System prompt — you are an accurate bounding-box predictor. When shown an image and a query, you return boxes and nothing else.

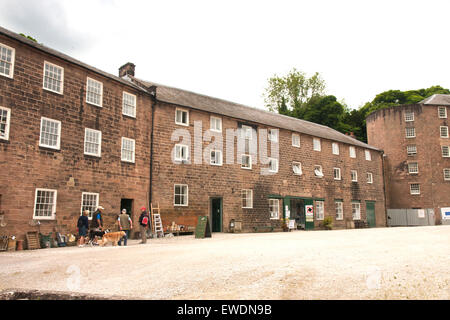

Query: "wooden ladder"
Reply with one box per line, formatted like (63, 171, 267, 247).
(151, 203, 164, 238)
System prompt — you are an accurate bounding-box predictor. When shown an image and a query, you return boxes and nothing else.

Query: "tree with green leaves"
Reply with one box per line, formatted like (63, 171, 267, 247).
(263, 68, 326, 116)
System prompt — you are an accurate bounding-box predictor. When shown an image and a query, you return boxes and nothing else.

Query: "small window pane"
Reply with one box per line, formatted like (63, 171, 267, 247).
(292, 134, 300, 147)
(410, 184, 420, 195)
(123, 92, 136, 117)
(406, 127, 416, 138)
(332, 142, 339, 155)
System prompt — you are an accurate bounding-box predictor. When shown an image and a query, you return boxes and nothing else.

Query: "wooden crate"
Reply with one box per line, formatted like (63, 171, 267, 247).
(26, 231, 40, 250)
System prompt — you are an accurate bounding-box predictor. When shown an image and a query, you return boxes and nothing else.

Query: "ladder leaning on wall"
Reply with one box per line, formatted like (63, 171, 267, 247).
(151, 203, 164, 238)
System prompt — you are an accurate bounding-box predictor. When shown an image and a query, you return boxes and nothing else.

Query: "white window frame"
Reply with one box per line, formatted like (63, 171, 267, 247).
(335, 201, 343, 220)
(292, 162, 302, 175)
(86, 77, 103, 107)
(210, 149, 223, 166)
(81, 192, 99, 220)
(407, 145, 417, 155)
(332, 142, 339, 155)
(241, 154, 252, 169)
(365, 150, 372, 161)
(242, 189, 253, 209)
(333, 167, 341, 180)
(121, 137, 135, 163)
(313, 138, 321, 151)
(410, 183, 420, 195)
(406, 127, 416, 138)
(122, 91, 137, 118)
(39, 117, 61, 150)
(241, 125, 253, 140)
(440, 126, 449, 138)
(84, 128, 102, 157)
(0, 106, 11, 141)
(174, 184, 188, 206)
(175, 108, 189, 126)
(0, 42, 15, 78)
(210, 116, 222, 132)
(43, 61, 64, 94)
(352, 202, 361, 220)
(349, 146, 356, 158)
(268, 129, 278, 143)
(351, 170, 358, 182)
(269, 199, 280, 220)
(268, 157, 278, 173)
(444, 168, 450, 181)
(33, 188, 57, 220)
(442, 146, 450, 158)
(315, 200, 324, 221)
(174, 144, 189, 162)
(438, 107, 447, 119)
(405, 111, 414, 122)
(408, 162, 419, 174)
(292, 133, 300, 147)
(314, 165, 324, 178)
(367, 172, 373, 184)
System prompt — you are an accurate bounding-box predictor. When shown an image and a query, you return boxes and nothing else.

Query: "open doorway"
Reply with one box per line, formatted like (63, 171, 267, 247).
(290, 198, 305, 230)
(120, 199, 133, 217)
(210, 197, 222, 232)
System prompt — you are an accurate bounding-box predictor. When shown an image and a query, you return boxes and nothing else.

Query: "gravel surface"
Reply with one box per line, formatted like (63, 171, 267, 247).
(0, 226, 449, 300)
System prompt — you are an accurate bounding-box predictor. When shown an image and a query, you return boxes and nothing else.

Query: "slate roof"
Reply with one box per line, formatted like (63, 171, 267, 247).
(131, 76, 381, 151)
(420, 94, 450, 105)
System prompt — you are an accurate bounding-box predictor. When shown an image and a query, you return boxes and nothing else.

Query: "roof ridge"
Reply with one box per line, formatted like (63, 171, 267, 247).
(133, 77, 378, 150)
(133, 76, 333, 129)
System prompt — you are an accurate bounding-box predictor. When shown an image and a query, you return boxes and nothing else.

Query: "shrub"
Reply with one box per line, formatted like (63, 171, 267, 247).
(323, 216, 333, 230)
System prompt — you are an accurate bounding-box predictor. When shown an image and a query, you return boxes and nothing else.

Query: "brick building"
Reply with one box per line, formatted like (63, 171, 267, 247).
(127, 73, 386, 232)
(0, 27, 154, 239)
(0, 26, 386, 242)
(366, 95, 450, 225)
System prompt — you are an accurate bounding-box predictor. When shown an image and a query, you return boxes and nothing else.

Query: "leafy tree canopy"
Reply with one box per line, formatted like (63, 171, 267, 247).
(263, 68, 326, 116)
(264, 67, 450, 143)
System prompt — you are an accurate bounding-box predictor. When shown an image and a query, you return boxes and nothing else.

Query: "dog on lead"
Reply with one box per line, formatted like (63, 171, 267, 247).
(100, 231, 126, 246)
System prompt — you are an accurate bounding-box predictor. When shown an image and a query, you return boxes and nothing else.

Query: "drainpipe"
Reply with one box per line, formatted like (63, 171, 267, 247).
(148, 86, 157, 210)
(381, 151, 389, 227)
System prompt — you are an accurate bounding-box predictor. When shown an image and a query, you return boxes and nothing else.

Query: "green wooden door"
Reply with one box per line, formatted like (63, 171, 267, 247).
(366, 201, 376, 228)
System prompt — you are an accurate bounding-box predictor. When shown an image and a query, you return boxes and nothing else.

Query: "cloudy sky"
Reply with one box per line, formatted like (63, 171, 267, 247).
(1, 0, 449, 110)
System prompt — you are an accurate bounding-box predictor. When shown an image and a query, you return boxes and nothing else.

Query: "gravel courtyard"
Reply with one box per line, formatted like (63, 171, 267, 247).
(0, 226, 449, 300)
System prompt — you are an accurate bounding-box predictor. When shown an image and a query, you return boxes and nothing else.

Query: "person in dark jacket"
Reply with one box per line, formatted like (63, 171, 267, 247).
(138, 206, 149, 244)
(89, 206, 104, 245)
(77, 210, 89, 247)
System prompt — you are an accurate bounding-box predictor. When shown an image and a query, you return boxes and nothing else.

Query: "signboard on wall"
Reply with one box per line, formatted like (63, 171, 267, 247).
(441, 207, 450, 220)
(305, 205, 314, 222)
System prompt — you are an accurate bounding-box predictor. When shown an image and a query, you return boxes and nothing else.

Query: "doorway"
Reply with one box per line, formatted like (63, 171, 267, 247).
(121, 198, 133, 217)
(290, 198, 305, 230)
(210, 198, 222, 232)
(366, 201, 376, 228)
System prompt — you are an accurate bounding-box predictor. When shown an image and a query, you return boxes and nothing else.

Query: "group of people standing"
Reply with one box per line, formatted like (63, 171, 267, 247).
(77, 206, 151, 247)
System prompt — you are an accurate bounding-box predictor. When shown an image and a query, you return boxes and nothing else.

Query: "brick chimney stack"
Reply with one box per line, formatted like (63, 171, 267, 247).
(119, 62, 135, 78)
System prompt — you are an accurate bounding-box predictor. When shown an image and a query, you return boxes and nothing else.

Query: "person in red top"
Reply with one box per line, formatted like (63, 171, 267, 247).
(138, 206, 149, 244)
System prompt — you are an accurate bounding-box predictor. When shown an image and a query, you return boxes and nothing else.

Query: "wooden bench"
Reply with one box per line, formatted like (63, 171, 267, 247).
(253, 226, 274, 233)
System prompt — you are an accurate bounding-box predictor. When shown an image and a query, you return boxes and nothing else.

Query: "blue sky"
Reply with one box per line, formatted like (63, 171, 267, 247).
(1, 0, 450, 110)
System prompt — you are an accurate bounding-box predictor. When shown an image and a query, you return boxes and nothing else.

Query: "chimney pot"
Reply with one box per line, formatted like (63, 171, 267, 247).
(119, 62, 135, 77)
